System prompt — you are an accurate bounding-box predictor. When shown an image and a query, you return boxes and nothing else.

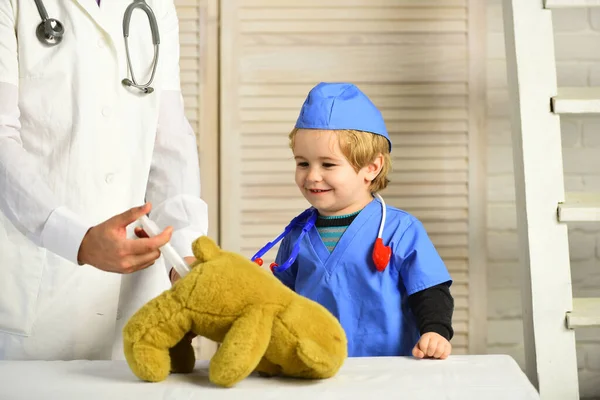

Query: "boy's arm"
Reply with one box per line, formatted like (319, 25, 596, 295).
(407, 282, 454, 340)
(394, 218, 454, 340)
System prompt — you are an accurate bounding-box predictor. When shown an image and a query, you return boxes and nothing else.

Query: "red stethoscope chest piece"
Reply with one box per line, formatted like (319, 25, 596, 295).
(372, 237, 391, 272)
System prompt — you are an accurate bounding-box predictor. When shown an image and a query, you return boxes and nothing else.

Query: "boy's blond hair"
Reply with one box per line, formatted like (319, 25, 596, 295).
(289, 128, 391, 193)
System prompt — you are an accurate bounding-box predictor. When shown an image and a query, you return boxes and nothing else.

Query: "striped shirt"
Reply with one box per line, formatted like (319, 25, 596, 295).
(316, 210, 361, 252)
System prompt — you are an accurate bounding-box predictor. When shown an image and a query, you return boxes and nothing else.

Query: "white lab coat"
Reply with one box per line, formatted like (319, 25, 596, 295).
(0, 0, 208, 360)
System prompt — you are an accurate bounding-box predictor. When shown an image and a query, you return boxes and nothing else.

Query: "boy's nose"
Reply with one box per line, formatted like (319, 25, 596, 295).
(306, 168, 322, 182)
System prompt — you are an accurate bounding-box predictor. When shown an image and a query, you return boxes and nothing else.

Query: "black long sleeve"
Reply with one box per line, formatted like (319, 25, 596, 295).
(407, 282, 454, 340)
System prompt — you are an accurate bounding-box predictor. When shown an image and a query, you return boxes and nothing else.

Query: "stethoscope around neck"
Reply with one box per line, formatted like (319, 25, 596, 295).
(32, 0, 160, 94)
(251, 193, 392, 273)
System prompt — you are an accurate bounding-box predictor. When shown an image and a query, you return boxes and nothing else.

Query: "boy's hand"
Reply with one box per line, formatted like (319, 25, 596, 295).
(412, 332, 451, 360)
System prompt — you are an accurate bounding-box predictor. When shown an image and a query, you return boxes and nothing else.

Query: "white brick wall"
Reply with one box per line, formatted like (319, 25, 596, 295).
(486, 1, 600, 397)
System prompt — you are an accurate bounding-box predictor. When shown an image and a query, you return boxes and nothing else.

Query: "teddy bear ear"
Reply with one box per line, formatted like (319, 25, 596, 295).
(191, 236, 221, 263)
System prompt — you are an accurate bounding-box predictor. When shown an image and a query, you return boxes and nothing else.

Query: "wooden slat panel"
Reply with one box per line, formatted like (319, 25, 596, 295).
(176, 6, 199, 19)
(454, 309, 468, 322)
(180, 45, 199, 58)
(241, 33, 468, 47)
(240, 83, 469, 97)
(242, 20, 467, 33)
(241, 46, 467, 83)
(241, 0, 468, 7)
(438, 247, 469, 260)
(240, 8, 467, 20)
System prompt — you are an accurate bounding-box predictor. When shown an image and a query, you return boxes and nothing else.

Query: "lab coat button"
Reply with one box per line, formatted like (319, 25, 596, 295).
(101, 107, 111, 117)
(105, 174, 114, 184)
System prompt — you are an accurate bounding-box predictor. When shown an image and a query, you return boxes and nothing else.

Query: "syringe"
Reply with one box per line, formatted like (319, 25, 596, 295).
(138, 215, 190, 278)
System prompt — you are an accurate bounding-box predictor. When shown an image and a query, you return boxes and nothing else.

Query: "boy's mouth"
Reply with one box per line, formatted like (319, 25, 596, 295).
(307, 189, 331, 194)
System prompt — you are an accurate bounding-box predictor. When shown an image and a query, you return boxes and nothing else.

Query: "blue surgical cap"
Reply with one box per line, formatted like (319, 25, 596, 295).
(295, 82, 391, 151)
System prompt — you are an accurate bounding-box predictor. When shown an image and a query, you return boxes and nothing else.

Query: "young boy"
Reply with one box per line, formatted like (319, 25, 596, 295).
(270, 82, 454, 359)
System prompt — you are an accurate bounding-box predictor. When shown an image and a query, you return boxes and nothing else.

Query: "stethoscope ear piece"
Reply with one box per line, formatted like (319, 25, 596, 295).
(36, 19, 64, 46)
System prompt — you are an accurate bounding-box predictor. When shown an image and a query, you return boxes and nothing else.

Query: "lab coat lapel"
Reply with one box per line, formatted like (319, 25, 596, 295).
(70, 0, 119, 47)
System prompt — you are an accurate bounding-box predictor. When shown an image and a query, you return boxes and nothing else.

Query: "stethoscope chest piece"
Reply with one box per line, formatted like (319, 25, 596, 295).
(36, 18, 64, 46)
(372, 238, 391, 272)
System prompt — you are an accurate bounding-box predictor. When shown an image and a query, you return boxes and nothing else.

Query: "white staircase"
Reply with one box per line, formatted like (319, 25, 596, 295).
(502, 1, 600, 399)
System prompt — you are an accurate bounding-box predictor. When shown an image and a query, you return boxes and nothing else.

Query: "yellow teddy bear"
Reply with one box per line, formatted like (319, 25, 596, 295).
(122, 235, 347, 387)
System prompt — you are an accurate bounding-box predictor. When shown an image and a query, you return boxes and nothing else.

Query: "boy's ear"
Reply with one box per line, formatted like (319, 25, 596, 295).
(365, 154, 384, 181)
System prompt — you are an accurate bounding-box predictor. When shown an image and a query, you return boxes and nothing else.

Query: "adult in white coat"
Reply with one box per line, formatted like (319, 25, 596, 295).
(0, 0, 208, 360)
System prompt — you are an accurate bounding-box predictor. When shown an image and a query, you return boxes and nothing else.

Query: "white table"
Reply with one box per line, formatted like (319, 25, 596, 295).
(0, 355, 539, 399)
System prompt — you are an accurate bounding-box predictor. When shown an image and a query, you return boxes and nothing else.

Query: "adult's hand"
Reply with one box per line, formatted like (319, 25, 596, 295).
(77, 203, 173, 274)
(133, 226, 196, 284)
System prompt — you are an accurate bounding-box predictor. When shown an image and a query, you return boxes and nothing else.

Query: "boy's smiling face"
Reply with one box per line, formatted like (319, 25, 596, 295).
(292, 129, 379, 216)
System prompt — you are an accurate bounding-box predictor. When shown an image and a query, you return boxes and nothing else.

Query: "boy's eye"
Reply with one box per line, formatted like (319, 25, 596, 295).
(323, 163, 336, 168)
(297, 162, 309, 167)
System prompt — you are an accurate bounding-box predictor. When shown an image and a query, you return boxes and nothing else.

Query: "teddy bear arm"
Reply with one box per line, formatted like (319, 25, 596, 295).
(209, 307, 275, 387)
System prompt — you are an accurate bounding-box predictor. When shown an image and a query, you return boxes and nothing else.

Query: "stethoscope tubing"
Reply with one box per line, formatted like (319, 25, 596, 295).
(32, 0, 159, 94)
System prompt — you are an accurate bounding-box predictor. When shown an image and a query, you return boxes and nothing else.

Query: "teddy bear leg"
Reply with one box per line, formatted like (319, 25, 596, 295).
(209, 308, 274, 387)
(124, 341, 172, 382)
(169, 332, 196, 374)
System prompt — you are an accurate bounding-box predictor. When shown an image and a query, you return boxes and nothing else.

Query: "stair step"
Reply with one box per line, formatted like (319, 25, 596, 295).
(566, 298, 600, 328)
(545, 0, 600, 7)
(551, 87, 600, 114)
(558, 193, 600, 222)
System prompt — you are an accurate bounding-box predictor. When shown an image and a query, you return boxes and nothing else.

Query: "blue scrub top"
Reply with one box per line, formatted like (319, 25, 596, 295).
(274, 197, 452, 357)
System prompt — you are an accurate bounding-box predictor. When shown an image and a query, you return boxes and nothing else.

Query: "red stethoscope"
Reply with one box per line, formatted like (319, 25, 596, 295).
(251, 194, 392, 272)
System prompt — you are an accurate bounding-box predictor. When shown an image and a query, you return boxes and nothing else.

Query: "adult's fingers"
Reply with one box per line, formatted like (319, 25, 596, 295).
(123, 250, 162, 273)
(114, 203, 151, 227)
(128, 226, 173, 255)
